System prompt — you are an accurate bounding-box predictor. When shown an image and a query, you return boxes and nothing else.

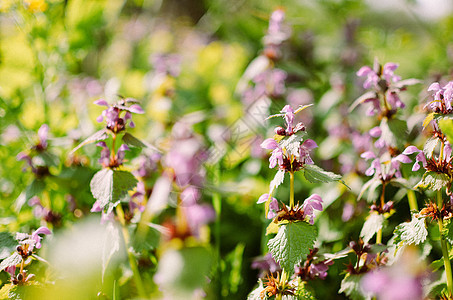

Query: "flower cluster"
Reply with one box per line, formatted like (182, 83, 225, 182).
(94, 98, 144, 133)
(97, 141, 130, 168)
(261, 105, 317, 172)
(427, 81, 453, 113)
(3, 227, 51, 285)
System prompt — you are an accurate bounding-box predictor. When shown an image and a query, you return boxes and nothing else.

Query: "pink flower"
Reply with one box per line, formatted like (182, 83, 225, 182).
(302, 194, 323, 225)
(257, 194, 280, 219)
(402, 146, 427, 171)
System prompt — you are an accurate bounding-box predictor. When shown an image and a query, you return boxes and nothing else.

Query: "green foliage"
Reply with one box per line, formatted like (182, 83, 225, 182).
(267, 222, 317, 272)
(360, 213, 384, 244)
(415, 171, 450, 191)
(379, 117, 407, 149)
(339, 274, 366, 300)
(439, 118, 453, 145)
(303, 164, 342, 184)
(442, 219, 453, 245)
(71, 129, 109, 154)
(25, 179, 45, 202)
(90, 169, 138, 210)
(0, 232, 17, 260)
(393, 215, 428, 249)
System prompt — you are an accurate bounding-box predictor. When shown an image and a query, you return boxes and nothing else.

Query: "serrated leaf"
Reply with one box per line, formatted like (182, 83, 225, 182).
(393, 215, 427, 250)
(25, 179, 45, 201)
(90, 169, 138, 209)
(349, 91, 377, 112)
(70, 129, 109, 154)
(360, 214, 384, 244)
(279, 131, 306, 157)
(423, 136, 440, 159)
(415, 171, 450, 191)
(0, 232, 18, 260)
(339, 274, 366, 300)
(303, 164, 342, 184)
(0, 252, 22, 271)
(267, 222, 317, 272)
(439, 119, 453, 145)
(380, 117, 407, 148)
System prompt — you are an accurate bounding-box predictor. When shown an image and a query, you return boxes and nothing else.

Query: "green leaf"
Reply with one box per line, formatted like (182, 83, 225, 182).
(423, 136, 440, 159)
(380, 117, 407, 148)
(90, 169, 138, 210)
(0, 232, 18, 260)
(358, 178, 380, 201)
(439, 118, 453, 145)
(102, 222, 120, 280)
(349, 91, 377, 112)
(70, 129, 109, 154)
(393, 215, 428, 250)
(122, 132, 159, 151)
(36, 152, 59, 167)
(267, 222, 317, 272)
(303, 164, 342, 184)
(25, 179, 45, 201)
(0, 284, 15, 300)
(422, 112, 435, 129)
(339, 274, 366, 300)
(415, 171, 450, 191)
(0, 252, 22, 271)
(442, 219, 453, 245)
(360, 213, 384, 244)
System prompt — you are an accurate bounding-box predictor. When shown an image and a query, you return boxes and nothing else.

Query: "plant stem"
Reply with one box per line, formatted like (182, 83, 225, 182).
(289, 171, 295, 209)
(438, 190, 453, 297)
(115, 205, 147, 299)
(407, 189, 418, 211)
(111, 133, 117, 162)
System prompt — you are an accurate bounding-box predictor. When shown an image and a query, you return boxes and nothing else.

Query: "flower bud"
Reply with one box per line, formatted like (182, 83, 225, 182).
(274, 127, 286, 136)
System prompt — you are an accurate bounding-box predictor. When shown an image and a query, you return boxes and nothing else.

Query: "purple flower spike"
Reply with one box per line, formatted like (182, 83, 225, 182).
(281, 105, 295, 133)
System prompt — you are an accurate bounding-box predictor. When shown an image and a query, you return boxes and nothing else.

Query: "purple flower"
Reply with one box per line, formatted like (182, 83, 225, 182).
(5, 265, 16, 278)
(299, 139, 317, 165)
(16, 227, 51, 252)
(183, 203, 215, 236)
(302, 194, 323, 225)
(357, 65, 379, 89)
(150, 53, 182, 77)
(357, 61, 400, 90)
(401, 146, 427, 171)
(251, 253, 281, 276)
(37, 124, 49, 149)
(94, 99, 144, 131)
(28, 196, 47, 218)
(309, 260, 333, 280)
(257, 194, 279, 219)
(97, 141, 111, 167)
(261, 138, 284, 168)
(281, 105, 295, 134)
(361, 151, 410, 180)
(117, 144, 130, 164)
(426, 81, 453, 112)
(264, 9, 291, 46)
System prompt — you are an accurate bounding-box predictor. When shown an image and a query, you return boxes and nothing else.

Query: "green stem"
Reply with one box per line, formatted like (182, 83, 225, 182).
(111, 134, 117, 162)
(289, 171, 295, 210)
(407, 189, 418, 211)
(115, 205, 147, 299)
(438, 190, 453, 297)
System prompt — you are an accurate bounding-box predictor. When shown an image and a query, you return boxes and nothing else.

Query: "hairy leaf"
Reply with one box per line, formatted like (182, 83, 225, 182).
(360, 214, 384, 244)
(393, 215, 428, 250)
(0, 232, 17, 260)
(70, 129, 109, 154)
(423, 136, 440, 159)
(303, 164, 342, 184)
(380, 117, 407, 148)
(267, 222, 317, 272)
(415, 171, 450, 191)
(90, 169, 138, 209)
(339, 274, 366, 300)
(279, 131, 306, 158)
(0, 252, 21, 271)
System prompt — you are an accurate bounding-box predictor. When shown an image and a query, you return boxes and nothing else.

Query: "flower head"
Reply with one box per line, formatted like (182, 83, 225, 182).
(94, 98, 144, 133)
(302, 194, 323, 225)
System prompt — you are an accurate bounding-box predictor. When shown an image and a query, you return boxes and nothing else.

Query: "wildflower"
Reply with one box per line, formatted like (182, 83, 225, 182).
(427, 81, 453, 113)
(16, 226, 51, 252)
(357, 61, 401, 90)
(361, 151, 411, 180)
(257, 194, 279, 219)
(94, 98, 144, 133)
(302, 194, 323, 225)
(401, 146, 427, 171)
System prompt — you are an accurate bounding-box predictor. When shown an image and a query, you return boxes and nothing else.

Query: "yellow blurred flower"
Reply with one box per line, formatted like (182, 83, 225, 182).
(0, 0, 14, 12)
(24, 0, 48, 12)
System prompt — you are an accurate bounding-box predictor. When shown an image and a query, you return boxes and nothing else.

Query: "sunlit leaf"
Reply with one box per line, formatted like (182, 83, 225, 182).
(267, 221, 317, 272)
